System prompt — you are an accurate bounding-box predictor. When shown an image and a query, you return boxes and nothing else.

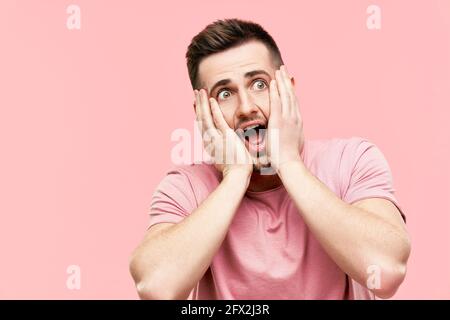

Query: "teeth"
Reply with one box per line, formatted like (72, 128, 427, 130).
(243, 124, 260, 132)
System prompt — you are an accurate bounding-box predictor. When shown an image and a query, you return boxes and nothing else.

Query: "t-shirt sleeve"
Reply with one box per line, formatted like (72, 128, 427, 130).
(342, 137, 406, 222)
(147, 168, 198, 230)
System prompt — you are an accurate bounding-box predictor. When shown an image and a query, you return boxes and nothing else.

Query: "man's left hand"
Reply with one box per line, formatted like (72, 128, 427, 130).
(266, 65, 305, 172)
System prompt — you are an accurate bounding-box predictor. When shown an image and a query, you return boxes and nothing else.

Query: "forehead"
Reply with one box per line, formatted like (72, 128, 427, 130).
(198, 40, 275, 89)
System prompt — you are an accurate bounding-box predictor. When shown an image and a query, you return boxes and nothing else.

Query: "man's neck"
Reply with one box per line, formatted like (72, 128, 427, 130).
(246, 170, 283, 193)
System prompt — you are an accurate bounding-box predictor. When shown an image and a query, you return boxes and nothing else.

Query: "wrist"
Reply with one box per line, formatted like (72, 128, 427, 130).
(223, 167, 252, 188)
(276, 159, 306, 181)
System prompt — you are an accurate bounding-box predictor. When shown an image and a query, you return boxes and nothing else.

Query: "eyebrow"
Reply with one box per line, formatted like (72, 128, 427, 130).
(207, 69, 271, 96)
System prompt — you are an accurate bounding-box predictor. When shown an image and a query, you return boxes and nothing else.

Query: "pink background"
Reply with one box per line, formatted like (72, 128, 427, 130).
(0, 0, 449, 299)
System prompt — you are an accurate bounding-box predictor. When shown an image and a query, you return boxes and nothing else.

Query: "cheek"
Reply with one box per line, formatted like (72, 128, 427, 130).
(218, 105, 235, 128)
(254, 90, 270, 119)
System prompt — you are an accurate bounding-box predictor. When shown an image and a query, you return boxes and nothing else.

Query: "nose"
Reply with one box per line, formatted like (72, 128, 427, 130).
(235, 90, 259, 119)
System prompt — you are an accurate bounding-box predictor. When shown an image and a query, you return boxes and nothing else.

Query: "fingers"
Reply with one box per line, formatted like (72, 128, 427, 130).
(284, 66, 301, 120)
(195, 89, 218, 136)
(194, 89, 202, 121)
(275, 69, 290, 117)
(199, 89, 215, 130)
(194, 89, 203, 134)
(209, 97, 230, 133)
(269, 79, 281, 122)
(280, 65, 296, 118)
(276, 65, 300, 120)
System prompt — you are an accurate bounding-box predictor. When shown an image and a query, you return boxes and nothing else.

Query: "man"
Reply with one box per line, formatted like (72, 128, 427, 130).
(129, 18, 410, 300)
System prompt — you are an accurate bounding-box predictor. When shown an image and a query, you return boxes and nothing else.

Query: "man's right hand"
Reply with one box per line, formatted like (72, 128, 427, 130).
(130, 89, 253, 299)
(194, 89, 253, 180)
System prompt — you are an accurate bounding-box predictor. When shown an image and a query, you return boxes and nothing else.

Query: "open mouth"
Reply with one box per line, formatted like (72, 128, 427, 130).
(239, 123, 267, 154)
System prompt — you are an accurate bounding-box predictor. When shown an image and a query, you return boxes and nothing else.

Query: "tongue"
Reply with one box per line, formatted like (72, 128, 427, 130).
(248, 130, 261, 145)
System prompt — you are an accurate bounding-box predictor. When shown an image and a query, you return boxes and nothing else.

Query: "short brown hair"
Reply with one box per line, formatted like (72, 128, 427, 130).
(186, 18, 284, 90)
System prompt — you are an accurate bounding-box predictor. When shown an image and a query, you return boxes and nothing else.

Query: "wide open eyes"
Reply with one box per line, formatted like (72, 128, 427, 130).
(216, 79, 268, 101)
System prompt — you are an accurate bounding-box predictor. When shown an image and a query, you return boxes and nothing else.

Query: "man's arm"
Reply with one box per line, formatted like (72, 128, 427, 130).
(129, 89, 253, 300)
(278, 160, 410, 299)
(129, 170, 250, 300)
(267, 65, 410, 299)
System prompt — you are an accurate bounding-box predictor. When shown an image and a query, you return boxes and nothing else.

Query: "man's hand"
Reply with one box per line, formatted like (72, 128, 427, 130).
(131, 89, 256, 299)
(194, 88, 253, 179)
(266, 65, 305, 172)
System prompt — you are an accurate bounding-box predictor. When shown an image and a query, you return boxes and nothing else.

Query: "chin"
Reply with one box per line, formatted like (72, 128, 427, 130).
(252, 154, 276, 175)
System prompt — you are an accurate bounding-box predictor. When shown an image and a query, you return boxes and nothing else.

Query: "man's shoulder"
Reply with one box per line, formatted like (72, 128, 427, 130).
(165, 162, 221, 189)
(304, 136, 379, 195)
(306, 136, 370, 159)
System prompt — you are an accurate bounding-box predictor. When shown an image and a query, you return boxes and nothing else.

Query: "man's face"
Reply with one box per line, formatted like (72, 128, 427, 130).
(197, 40, 279, 170)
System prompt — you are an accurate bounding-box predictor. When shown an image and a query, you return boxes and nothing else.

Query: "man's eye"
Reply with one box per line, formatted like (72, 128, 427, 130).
(217, 89, 231, 100)
(253, 79, 267, 90)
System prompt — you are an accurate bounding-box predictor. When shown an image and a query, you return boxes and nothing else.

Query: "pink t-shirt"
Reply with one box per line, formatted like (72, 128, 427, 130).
(147, 137, 405, 300)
